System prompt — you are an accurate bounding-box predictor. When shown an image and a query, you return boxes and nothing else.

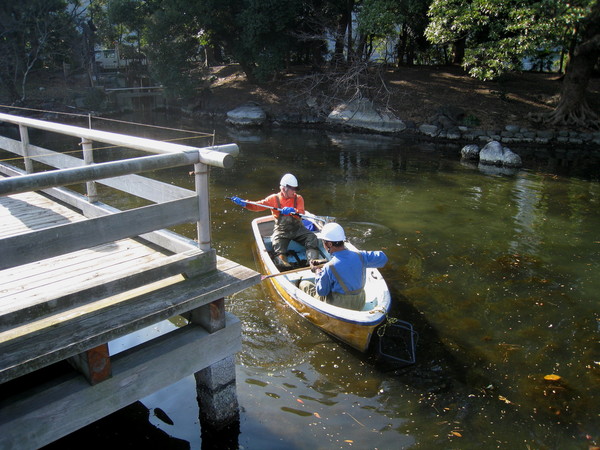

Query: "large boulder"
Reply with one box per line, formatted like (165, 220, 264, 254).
(226, 103, 267, 126)
(460, 144, 480, 161)
(479, 141, 522, 167)
(327, 99, 406, 133)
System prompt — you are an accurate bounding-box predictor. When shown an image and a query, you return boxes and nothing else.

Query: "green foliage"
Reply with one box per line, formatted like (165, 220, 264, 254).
(106, 0, 147, 32)
(357, 0, 400, 37)
(0, 0, 77, 101)
(144, 4, 204, 96)
(237, 0, 302, 80)
(191, 0, 309, 82)
(356, 0, 432, 64)
(425, 0, 596, 80)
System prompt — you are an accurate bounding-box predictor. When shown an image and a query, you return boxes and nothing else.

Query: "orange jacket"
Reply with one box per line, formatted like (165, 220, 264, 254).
(245, 193, 305, 220)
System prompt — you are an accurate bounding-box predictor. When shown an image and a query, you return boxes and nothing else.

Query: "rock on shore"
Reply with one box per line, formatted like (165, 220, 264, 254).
(461, 141, 522, 167)
(326, 99, 406, 133)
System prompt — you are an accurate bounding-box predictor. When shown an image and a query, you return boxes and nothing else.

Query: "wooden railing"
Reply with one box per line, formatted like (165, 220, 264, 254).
(0, 112, 239, 269)
(0, 113, 261, 448)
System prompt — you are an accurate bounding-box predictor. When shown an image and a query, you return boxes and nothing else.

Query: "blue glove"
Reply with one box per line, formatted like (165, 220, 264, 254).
(281, 207, 296, 215)
(230, 196, 247, 207)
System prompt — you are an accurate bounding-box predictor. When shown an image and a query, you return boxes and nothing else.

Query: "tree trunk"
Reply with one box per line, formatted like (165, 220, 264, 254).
(548, 46, 599, 127)
(333, 14, 348, 64)
(406, 44, 415, 66)
(355, 33, 367, 61)
(531, 3, 600, 129)
(453, 37, 466, 65)
(346, 0, 354, 63)
(204, 45, 223, 67)
(396, 28, 408, 67)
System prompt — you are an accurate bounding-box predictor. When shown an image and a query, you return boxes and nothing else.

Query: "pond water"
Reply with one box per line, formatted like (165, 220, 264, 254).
(49, 113, 599, 449)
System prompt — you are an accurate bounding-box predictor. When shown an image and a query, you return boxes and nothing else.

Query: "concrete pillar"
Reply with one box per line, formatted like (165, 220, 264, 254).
(190, 298, 240, 435)
(195, 355, 239, 429)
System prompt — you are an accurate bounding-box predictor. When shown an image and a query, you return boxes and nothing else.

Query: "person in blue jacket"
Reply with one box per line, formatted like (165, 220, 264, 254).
(300, 222, 388, 311)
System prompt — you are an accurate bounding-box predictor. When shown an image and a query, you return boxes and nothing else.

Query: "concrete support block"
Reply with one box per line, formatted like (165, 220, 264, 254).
(195, 355, 239, 429)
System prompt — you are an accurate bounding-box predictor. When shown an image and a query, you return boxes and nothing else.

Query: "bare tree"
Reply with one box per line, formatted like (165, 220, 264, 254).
(285, 59, 393, 116)
(0, 0, 77, 103)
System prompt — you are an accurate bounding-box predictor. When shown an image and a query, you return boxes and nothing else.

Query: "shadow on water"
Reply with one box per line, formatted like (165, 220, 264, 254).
(44, 401, 191, 449)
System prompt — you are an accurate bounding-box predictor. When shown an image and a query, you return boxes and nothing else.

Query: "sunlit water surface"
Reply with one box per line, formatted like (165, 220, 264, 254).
(46, 113, 600, 449)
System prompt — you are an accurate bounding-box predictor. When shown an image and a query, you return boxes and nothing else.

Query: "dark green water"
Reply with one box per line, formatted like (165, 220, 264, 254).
(53, 114, 600, 448)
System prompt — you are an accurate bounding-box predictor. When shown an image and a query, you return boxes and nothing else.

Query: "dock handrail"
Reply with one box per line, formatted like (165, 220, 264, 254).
(0, 150, 220, 195)
(0, 112, 238, 167)
(0, 112, 239, 260)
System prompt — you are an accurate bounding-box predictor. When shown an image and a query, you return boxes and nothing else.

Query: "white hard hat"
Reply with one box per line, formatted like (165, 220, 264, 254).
(317, 222, 346, 242)
(280, 173, 298, 188)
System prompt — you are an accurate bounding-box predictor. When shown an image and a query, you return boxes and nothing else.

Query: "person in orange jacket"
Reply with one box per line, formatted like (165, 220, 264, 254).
(230, 173, 320, 268)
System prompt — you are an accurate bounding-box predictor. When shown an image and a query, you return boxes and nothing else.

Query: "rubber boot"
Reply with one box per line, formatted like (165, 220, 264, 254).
(276, 254, 292, 269)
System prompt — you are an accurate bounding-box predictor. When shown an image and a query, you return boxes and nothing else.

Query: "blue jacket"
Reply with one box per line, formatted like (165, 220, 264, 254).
(315, 249, 387, 296)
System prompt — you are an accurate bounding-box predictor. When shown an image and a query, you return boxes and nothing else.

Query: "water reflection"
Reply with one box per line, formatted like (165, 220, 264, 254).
(510, 174, 544, 254)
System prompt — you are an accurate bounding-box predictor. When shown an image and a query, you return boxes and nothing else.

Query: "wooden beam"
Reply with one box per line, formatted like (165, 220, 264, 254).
(186, 298, 226, 333)
(67, 344, 112, 385)
(0, 176, 201, 255)
(0, 151, 201, 196)
(0, 196, 199, 270)
(0, 249, 216, 332)
(18, 125, 33, 174)
(0, 257, 259, 383)
(0, 315, 241, 449)
(0, 140, 194, 202)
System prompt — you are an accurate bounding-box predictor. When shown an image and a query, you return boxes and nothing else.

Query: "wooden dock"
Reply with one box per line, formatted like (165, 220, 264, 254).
(0, 112, 260, 448)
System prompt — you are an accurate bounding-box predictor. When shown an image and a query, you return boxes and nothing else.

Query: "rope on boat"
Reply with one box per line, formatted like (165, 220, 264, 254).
(376, 313, 399, 338)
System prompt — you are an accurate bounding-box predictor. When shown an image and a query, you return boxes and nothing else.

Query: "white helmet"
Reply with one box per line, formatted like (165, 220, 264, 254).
(280, 173, 298, 188)
(317, 222, 346, 242)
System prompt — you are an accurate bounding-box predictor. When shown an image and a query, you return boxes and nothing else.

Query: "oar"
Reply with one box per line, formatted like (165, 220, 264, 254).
(261, 263, 325, 281)
(226, 197, 334, 222)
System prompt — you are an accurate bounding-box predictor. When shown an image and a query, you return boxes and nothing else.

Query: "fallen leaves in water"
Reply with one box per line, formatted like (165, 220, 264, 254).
(544, 374, 561, 381)
(498, 395, 517, 405)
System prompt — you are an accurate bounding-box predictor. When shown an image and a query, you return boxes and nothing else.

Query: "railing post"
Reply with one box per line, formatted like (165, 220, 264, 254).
(19, 125, 33, 174)
(81, 138, 98, 203)
(194, 162, 211, 251)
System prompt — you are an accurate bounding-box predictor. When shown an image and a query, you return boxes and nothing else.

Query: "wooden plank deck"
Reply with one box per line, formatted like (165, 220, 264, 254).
(0, 190, 260, 447)
(0, 190, 260, 380)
